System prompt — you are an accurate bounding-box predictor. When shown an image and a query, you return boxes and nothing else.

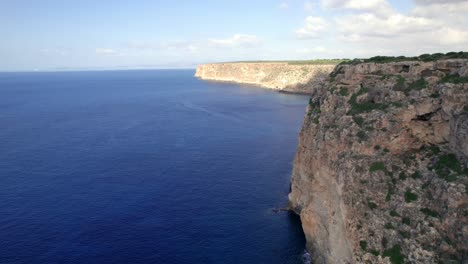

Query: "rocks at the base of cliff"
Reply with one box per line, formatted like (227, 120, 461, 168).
(195, 63, 336, 93)
(289, 59, 468, 264)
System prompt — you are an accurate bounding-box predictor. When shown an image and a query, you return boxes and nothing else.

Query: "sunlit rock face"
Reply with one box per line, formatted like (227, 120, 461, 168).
(289, 59, 467, 264)
(195, 63, 336, 94)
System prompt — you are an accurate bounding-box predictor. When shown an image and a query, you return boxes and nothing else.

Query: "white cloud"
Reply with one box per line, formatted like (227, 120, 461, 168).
(95, 48, 118, 55)
(411, 0, 468, 23)
(335, 13, 437, 38)
(321, 0, 394, 16)
(278, 2, 289, 9)
(412, 0, 467, 4)
(295, 16, 328, 39)
(296, 46, 327, 53)
(287, 0, 468, 58)
(436, 27, 468, 45)
(304, 1, 315, 11)
(208, 34, 261, 48)
(321, 0, 385, 9)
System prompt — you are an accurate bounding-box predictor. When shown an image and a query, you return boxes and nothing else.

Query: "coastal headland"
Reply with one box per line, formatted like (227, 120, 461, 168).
(197, 52, 468, 264)
(195, 60, 341, 94)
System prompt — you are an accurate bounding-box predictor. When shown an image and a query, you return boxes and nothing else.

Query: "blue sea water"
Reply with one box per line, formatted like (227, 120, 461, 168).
(0, 70, 309, 264)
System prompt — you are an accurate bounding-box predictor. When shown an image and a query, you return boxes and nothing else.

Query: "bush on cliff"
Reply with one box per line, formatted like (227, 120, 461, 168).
(383, 245, 405, 264)
(440, 73, 468, 84)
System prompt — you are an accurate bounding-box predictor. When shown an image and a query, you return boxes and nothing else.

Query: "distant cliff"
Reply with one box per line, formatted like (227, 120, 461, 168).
(289, 58, 468, 263)
(195, 62, 336, 94)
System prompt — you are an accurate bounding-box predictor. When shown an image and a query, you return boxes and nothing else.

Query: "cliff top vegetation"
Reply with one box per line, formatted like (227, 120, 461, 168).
(339, 51, 468, 65)
(217, 59, 348, 65)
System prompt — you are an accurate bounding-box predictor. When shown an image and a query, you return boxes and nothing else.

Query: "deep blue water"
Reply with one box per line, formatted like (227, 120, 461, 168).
(0, 70, 309, 264)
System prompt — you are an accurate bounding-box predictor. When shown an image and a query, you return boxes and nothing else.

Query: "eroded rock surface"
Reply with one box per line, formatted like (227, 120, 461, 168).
(289, 59, 468, 263)
(195, 63, 335, 93)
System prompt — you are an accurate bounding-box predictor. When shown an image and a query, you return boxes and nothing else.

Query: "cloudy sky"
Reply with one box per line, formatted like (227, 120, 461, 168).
(1, 0, 467, 71)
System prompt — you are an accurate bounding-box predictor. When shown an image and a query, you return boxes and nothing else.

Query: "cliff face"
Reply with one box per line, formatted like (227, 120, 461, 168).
(289, 59, 468, 263)
(195, 63, 336, 93)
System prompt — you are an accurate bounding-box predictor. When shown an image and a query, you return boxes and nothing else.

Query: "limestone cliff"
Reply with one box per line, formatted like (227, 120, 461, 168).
(289, 59, 468, 263)
(195, 62, 336, 93)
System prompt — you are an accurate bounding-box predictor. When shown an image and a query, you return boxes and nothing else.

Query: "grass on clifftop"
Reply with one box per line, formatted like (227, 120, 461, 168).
(225, 59, 349, 65)
(286, 59, 349, 65)
(339, 51, 468, 65)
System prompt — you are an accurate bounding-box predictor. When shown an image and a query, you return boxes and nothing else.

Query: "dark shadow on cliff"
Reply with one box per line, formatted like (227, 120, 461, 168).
(281, 211, 309, 264)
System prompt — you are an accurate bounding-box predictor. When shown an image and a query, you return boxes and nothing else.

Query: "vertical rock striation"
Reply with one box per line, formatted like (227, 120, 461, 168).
(289, 59, 468, 263)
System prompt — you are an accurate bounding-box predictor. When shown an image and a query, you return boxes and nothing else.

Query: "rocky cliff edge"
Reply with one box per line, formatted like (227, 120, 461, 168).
(195, 62, 336, 93)
(289, 58, 468, 263)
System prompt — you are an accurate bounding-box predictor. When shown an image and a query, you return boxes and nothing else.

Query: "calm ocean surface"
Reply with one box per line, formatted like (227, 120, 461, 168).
(0, 70, 309, 264)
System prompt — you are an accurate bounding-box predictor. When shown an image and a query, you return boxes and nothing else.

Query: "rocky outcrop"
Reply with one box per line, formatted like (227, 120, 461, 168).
(195, 63, 336, 93)
(289, 59, 468, 263)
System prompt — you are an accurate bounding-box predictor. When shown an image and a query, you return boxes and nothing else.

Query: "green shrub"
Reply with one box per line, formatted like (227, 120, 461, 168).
(396, 76, 406, 87)
(357, 130, 367, 141)
(308, 99, 321, 117)
(386, 186, 395, 202)
(368, 201, 378, 210)
(408, 78, 428, 90)
(360, 240, 368, 251)
(393, 76, 413, 95)
(313, 116, 319, 124)
(338, 52, 468, 65)
(384, 222, 394, 229)
(400, 231, 411, 239)
(383, 245, 405, 264)
(370, 161, 386, 172)
(429, 146, 440, 154)
(404, 190, 418, 203)
(420, 207, 439, 218)
(402, 217, 411, 225)
(347, 87, 389, 115)
(440, 73, 468, 84)
(411, 171, 422, 179)
(390, 210, 400, 217)
(419, 53, 445, 62)
(434, 153, 464, 182)
(370, 249, 380, 256)
(339, 87, 349, 96)
(353, 116, 364, 127)
(398, 172, 407, 180)
(381, 237, 388, 248)
(422, 181, 431, 189)
(286, 59, 348, 65)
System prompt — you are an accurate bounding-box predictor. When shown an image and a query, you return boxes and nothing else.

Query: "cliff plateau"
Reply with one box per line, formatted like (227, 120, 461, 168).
(195, 62, 336, 93)
(289, 59, 468, 263)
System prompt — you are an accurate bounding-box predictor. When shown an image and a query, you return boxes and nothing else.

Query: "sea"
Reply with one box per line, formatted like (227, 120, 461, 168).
(0, 70, 309, 264)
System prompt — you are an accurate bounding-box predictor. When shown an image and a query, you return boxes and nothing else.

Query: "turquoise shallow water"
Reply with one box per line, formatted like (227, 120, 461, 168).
(0, 70, 308, 264)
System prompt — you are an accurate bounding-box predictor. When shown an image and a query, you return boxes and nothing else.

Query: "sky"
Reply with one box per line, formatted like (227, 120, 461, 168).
(1, 0, 467, 71)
